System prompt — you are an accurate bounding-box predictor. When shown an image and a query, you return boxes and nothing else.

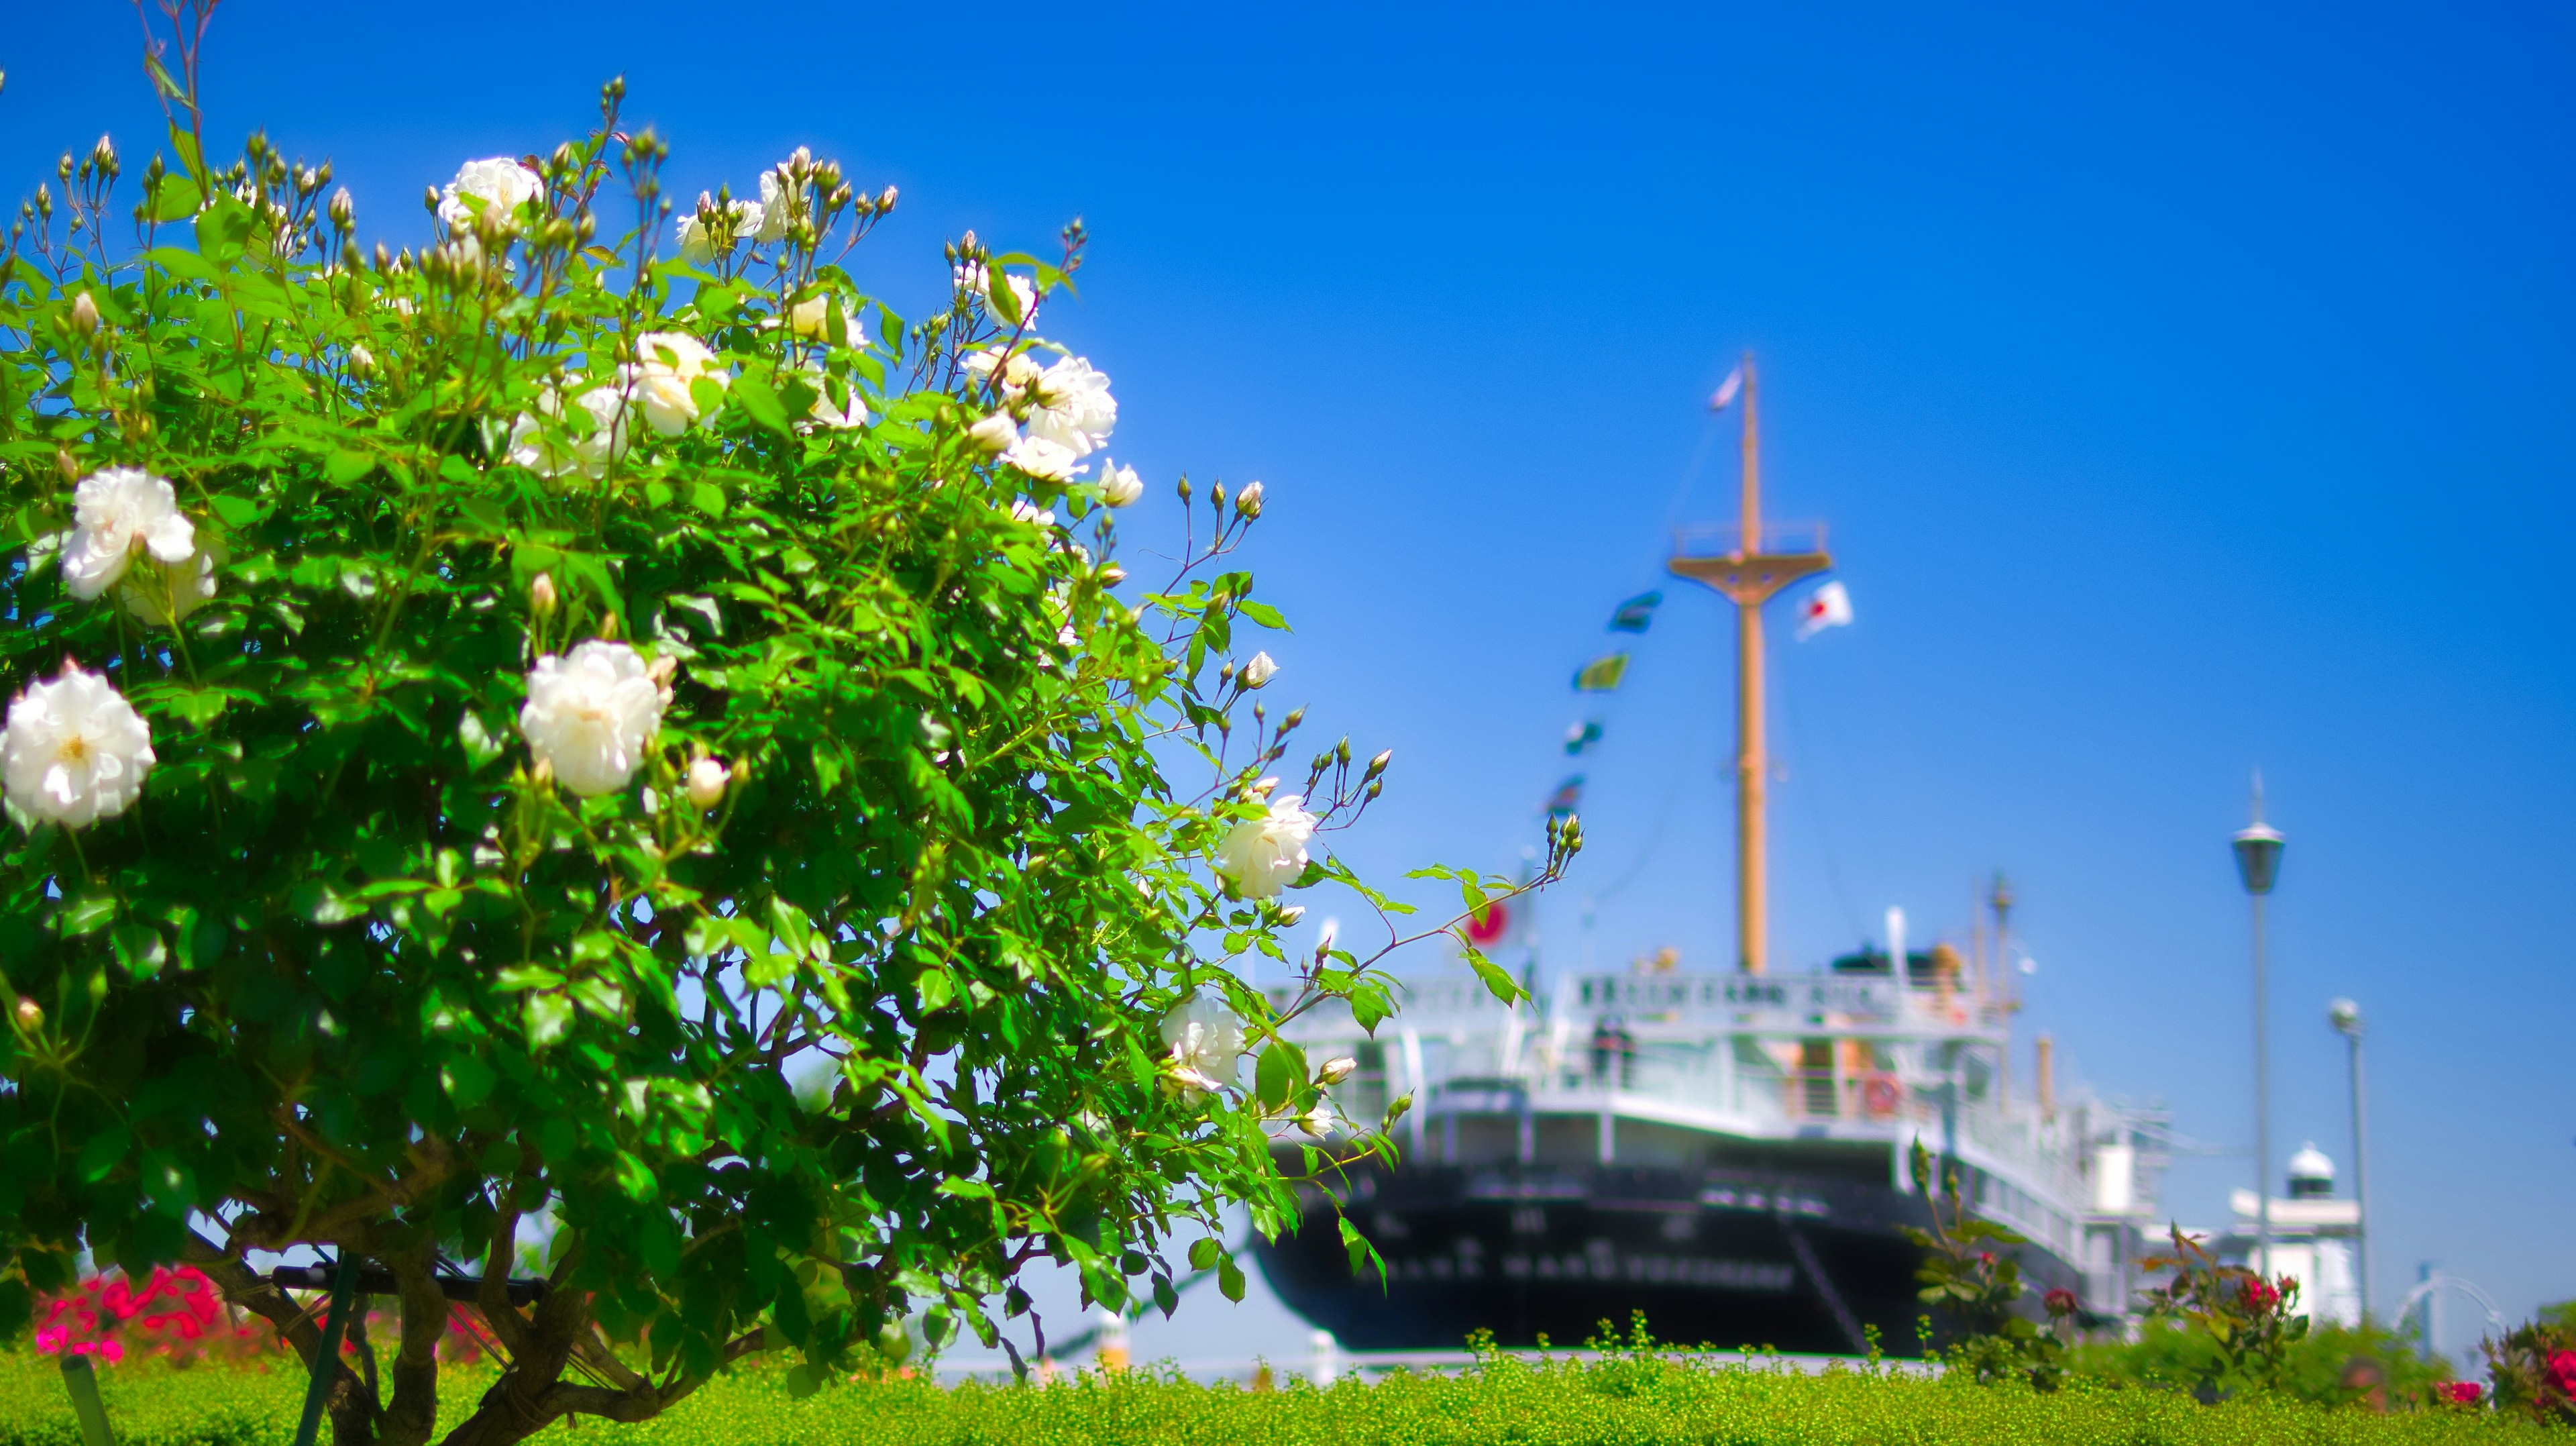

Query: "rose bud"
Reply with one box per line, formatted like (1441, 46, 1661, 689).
(686, 756, 728, 809)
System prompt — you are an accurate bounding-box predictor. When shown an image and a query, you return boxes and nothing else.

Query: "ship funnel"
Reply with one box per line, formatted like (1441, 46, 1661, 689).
(2035, 1033, 2055, 1116)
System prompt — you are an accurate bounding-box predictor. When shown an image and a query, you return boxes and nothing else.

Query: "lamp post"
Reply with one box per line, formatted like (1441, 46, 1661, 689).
(2232, 778, 2284, 1281)
(2330, 997, 2372, 1320)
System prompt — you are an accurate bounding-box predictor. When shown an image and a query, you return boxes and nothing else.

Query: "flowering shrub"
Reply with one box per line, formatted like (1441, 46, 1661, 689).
(2133, 1225, 2310, 1399)
(0, 9, 1572, 1446)
(2481, 1304, 2576, 1427)
(31, 1266, 257, 1367)
(30, 1264, 499, 1373)
(1900, 1143, 2067, 1389)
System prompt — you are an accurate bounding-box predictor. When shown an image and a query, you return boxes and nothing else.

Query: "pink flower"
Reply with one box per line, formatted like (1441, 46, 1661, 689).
(2241, 1277, 2281, 1312)
(2548, 1350, 2576, 1398)
(35, 1325, 68, 1354)
(2044, 1287, 2079, 1317)
(2444, 1381, 2483, 1405)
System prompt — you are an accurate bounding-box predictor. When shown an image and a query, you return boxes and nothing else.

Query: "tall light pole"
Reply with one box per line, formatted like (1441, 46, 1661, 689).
(2232, 778, 2284, 1280)
(2330, 997, 2372, 1320)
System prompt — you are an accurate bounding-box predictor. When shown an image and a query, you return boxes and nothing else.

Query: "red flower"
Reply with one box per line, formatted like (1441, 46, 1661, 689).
(2444, 1381, 2483, 1405)
(2549, 1352, 2576, 1398)
(2044, 1288, 2079, 1317)
(2240, 1277, 2280, 1312)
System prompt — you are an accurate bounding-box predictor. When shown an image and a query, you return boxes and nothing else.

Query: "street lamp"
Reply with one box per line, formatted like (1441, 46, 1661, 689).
(2232, 777, 2284, 1280)
(2330, 997, 2372, 1320)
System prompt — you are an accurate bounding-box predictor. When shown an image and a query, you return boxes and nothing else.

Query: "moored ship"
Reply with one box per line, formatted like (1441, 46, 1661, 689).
(1254, 358, 2168, 1353)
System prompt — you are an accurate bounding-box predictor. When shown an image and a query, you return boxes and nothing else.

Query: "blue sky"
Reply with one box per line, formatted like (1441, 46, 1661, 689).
(7, 0, 2570, 1365)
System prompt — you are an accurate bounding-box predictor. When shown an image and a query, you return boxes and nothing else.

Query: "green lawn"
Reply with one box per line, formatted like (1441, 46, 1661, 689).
(0, 1349, 2546, 1446)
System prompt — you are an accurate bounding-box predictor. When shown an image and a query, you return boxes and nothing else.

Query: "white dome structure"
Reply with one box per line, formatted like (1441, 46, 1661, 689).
(2288, 1141, 2337, 1198)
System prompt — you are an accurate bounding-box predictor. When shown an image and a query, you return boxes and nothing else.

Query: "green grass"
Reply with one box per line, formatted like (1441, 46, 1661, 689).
(0, 1349, 2548, 1446)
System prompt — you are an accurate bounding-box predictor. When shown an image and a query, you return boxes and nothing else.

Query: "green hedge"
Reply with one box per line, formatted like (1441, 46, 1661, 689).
(0, 1350, 2545, 1446)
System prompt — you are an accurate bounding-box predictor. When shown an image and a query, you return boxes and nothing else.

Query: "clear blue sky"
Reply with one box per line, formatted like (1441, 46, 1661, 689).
(7, 0, 2569, 1364)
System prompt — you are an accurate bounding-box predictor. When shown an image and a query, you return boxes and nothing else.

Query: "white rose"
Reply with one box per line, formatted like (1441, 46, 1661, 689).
(1160, 994, 1245, 1102)
(674, 197, 763, 266)
(1240, 652, 1278, 689)
(63, 467, 196, 601)
(117, 535, 225, 628)
(506, 384, 631, 481)
(1097, 460, 1142, 507)
(1001, 433, 1081, 480)
(1297, 1105, 1334, 1138)
(953, 262, 1038, 327)
(1214, 793, 1318, 899)
(965, 411, 1018, 454)
(629, 331, 728, 437)
(1024, 356, 1116, 460)
(789, 293, 867, 346)
(755, 168, 797, 244)
(2, 664, 155, 829)
(437, 157, 544, 231)
(1316, 1055, 1358, 1086)
(1235, 480, 1265, 518)
(965, 347, 1042, 398)
(519, 641, 667, 796)
(796, 359, 869, 430)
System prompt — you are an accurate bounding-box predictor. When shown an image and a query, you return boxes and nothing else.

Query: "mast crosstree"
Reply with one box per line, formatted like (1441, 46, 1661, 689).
(1666, 354, 1831, 974)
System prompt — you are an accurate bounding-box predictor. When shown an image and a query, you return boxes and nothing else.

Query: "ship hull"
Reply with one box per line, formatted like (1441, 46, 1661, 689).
(1254, 1159, 2084, 1355)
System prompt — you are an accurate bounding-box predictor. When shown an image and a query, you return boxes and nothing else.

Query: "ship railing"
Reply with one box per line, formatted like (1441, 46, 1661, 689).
(1671, 521, 1830, 559)
(1271, 972, 2002, 1041)
(1567, 970, 1909, 1022)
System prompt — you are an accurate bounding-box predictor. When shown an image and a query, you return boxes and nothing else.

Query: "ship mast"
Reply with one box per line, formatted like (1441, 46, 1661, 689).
(1668, 354, 1832, 973)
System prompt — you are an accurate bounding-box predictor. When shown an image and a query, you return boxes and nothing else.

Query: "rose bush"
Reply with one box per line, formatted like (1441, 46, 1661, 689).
(0, 14, 1572, 1446)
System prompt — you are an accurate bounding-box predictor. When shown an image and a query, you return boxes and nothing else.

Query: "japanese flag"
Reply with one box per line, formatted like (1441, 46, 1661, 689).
(1794, 580, 1853, 640)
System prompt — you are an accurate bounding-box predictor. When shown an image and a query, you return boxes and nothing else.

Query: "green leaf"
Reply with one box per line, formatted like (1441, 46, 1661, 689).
(166, 120, 205, 181)
(150, 174, 204, 224)
(916, 967, 954, 1013)
(1236, 601, 1291, 631)
(208, 494, 267, 528)
(1187, 1238, 1221, 1272)
(1465, 946, 1526, 1005)
(1349, 982, 1394, 1035)
(110, 923, 167, 980)
(1254, 1039, 1306, 1111)
(731, 374, 792, 437)
(61, 895, 117, 937)
(1217, 1255, 1246, 1303)
(525, 992, 574, 1049)
(77, 1125, 131, 1184)
(441, 1055, 497, 1108)
(1338, 1215, 1377, 1276)
(985, 268, 1024, 327)
(689, 481, 727, 516)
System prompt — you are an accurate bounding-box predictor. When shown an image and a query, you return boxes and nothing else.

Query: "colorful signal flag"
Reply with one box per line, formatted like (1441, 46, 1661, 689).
(1572, 653, 1629, 692)
(1607, 591, 1662, 633)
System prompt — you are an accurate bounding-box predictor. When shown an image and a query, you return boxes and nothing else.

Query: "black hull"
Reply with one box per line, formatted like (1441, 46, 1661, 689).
(1253, 1160, 2083, 1355)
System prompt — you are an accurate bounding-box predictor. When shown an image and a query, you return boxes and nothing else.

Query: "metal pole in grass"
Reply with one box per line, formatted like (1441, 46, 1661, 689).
(58, 1354, 117, 1446)
(292, 1253, 361, 1446)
